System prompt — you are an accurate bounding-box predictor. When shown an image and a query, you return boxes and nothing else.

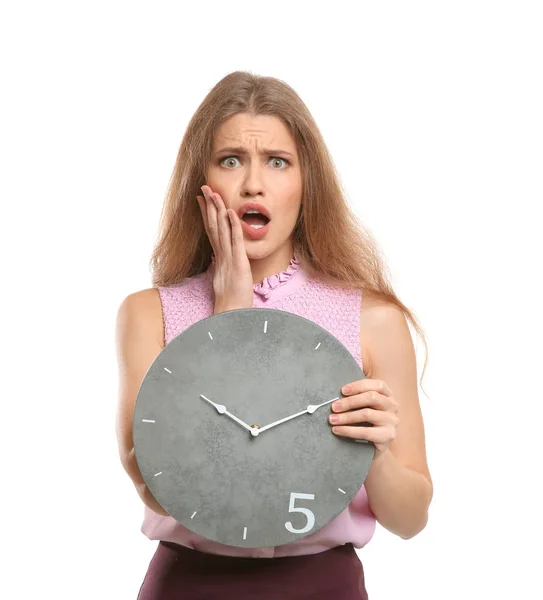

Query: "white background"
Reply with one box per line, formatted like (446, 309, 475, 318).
(1, 1, 541, 598)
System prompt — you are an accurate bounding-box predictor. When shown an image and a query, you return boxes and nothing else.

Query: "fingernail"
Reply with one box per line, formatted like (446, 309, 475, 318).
(342, 385, 351, 394)
(329, 414, 339, 424)
(332, 401, 342, 411)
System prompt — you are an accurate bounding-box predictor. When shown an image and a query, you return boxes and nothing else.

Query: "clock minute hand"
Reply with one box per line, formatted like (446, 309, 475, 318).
(258, 396, 341, 434)
(257, 408, 309, 434)
(199, 394, 255, 433)
(306, 396, 340, 414)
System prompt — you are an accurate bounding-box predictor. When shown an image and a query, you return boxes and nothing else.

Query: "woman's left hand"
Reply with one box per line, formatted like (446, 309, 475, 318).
(329, 378, 399, 458)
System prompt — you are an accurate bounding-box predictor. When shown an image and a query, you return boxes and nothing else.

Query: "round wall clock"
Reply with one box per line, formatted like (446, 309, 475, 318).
(133, 308, 375, 549)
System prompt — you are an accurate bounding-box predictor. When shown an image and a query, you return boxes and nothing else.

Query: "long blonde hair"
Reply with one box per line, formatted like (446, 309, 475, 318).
(150, 70, 429, 393)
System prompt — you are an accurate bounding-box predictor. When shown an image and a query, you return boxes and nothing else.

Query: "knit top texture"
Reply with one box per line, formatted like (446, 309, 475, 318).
(140, 253, 376, 557)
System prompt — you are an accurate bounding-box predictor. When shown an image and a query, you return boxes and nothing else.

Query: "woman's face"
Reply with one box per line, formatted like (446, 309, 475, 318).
(205, 112, 302, 262)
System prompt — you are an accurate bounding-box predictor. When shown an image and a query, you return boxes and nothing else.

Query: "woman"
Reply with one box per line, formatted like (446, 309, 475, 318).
(115, 71, 433, 599)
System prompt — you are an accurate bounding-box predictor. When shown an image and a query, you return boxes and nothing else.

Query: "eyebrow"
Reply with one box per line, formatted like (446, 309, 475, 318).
(213, 146, 295, 159)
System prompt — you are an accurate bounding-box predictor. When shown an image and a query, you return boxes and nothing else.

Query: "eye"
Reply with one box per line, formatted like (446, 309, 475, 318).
(220, 156, 241, 168)
(219, 156, 290, 169)
(270, 157, 289, 169)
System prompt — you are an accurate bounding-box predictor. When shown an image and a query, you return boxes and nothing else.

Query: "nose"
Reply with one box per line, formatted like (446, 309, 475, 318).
(241, 161, 265, 197)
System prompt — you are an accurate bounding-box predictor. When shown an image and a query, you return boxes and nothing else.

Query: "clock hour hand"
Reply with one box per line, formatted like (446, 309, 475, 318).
(200, 394, 256, 433)
(258, 396, 341, 434)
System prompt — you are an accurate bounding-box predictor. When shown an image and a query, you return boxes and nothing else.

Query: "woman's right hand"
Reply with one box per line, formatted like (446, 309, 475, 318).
(197, 185, 254, 314)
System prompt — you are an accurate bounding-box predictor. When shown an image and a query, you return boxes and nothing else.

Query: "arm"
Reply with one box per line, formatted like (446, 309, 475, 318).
(360, 297, 433, 539)
(115, 288, 169, 517)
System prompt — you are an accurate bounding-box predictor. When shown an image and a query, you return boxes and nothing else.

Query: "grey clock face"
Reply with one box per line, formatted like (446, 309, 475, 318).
(133, 308, 375, 548)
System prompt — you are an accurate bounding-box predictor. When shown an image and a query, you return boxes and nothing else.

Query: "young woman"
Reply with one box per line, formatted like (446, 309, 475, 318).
(115, 71, 433, 599)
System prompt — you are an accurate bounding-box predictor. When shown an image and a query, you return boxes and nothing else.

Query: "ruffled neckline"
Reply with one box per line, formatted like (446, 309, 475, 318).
(206, 251, 304, 302)
(253, 253, 301, 299)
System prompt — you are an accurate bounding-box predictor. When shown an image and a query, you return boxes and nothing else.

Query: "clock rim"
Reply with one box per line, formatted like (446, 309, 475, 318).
(133, 307, 374, 547)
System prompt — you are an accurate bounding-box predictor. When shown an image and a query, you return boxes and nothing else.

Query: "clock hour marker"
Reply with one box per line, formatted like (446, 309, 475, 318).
(338, 488, 346, 494)
(154, 472, 163, 477)
(163, 367, 172, 374)
(142, 419, 155, 423)
(191, 511, 197, 519)
(208, 331, 213, 340)
(315, 342, 321, 350)
(243, 527, 248, 540)
(263, 320, 268, 333)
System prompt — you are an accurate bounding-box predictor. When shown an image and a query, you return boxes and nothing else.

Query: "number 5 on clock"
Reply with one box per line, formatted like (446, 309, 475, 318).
(285, 492, 316, 534)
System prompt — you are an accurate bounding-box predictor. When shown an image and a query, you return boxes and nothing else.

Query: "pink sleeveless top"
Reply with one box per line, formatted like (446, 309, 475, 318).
(141, 254, 376, 557)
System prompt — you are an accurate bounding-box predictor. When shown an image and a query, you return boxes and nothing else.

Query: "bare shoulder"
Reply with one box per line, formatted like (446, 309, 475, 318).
(120, 287, 163, 313)
(359, 289, 407, 378)
(116, 287, 165, 348)
(360, 288, 402, 324)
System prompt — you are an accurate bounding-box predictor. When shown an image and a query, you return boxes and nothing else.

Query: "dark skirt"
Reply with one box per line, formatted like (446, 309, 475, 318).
(137, 541, 369, 600)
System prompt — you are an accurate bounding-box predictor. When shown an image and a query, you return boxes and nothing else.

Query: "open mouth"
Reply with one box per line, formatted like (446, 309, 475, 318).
(241, 211, 270, 229)
(238, 205, 272, 239)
